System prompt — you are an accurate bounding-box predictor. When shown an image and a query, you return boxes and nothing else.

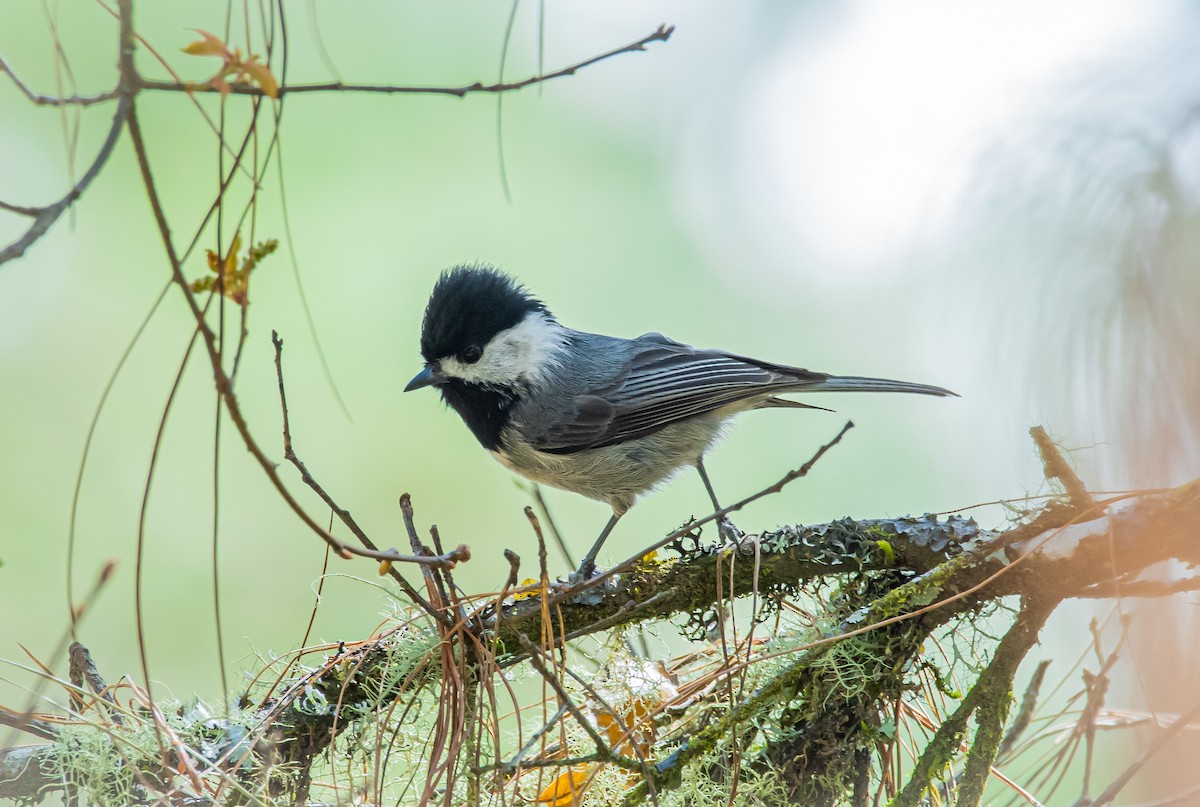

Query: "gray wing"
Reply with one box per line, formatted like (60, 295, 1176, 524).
(529, 333, 829, 454)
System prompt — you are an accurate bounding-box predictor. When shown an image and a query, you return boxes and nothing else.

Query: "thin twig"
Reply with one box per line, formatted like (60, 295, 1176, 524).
(551, 420, 855, 606)
(1086, 700, 1200, 807)
(0, 712, 57, 741)
(269, 333, 457, 629)
(126, 87, 466, 601)
(532, 485, 574, 568)
(138, 24, 674, 100)
(0, 54, 120, 107)
(998, 659, 1051, 757)
(476, 703, 569, 774)
(271, 335, 464, 561)
(495, 586, 679, 670)
(1075, 624, 1121, 803)
(2, 14, 671, 270)
(525, 506, 550, 589)
(1031, 426, 1093, 508)
(93, 0, 259, 180)
(894, 597, 1055, 807)
(0, 561, 118, 755)
(503, 549, 521, 589)
(67, 642, 121, 724)
(517, 635, 644, 772)
(0, 94, 129, 267)
(127, 99, 343, 549)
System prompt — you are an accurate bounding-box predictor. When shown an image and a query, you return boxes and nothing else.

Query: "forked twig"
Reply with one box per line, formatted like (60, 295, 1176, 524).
(1087, 700, 1200, 807)
(137, 25, 675, 100)
(2, 13, 672, 267)
(0, 95, 130, 266)
(270, 331, 458, 625)
(552, 420, 856, 605)
(517, 635, 645, 774)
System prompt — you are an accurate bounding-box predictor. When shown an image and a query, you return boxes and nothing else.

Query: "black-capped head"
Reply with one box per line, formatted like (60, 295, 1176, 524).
(406, 265, 566, 450)
(418, 265, 551, 366)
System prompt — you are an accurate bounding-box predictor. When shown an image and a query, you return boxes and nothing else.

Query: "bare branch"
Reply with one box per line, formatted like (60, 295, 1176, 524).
(998, 659, 1052, 758)
(518, 635, 646, 774)
(1087, 700, 1200, 807)
(138, 24, 675, 100)
(271, 331, 466, 583)
(1, 9, 672, 272)
(0, 95, 129, 267)
(0, 54, 120, 107)
(894, 598, 1055, 807)
(67, 641, 121, 724)
(0, 711, 57, 742)
(1032, 426, 1093, 508)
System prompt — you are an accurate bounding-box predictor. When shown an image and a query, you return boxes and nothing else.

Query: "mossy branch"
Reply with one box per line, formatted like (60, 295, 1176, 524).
(2, 477, 1198, 804)
(890, 597, 1055, 807)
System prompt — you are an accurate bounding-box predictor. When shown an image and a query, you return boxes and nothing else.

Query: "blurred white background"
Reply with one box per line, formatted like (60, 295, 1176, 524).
(3, 2, 1200, 793)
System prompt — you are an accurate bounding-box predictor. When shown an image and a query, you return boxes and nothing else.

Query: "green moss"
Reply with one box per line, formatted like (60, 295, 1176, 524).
(49, 724, 137, 807)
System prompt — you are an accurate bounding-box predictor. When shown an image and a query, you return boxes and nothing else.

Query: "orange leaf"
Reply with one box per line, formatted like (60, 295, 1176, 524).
(182, 29, 228, 58)
(595, 710, 621, 748)
(594, 698, 657, 756)
(242, 58, 279, 99)
(535, 768, 591, 806)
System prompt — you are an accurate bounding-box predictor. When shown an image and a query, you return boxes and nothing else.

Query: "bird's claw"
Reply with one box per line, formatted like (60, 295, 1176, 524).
(717, 516, 743, 544)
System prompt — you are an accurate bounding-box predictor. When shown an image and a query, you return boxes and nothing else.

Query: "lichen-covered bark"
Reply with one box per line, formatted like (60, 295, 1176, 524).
(2, 480, 1197, 805)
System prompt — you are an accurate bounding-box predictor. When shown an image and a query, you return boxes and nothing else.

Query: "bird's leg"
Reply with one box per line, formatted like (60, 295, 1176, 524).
(577, 512, 622, 578)
(696, 458, 742, 543)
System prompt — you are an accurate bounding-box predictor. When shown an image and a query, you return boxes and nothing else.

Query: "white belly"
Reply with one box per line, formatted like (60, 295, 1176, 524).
(492, 414, 727, 515)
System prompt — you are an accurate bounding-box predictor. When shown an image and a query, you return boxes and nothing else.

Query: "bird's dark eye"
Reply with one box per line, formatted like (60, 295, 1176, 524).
(459, 344, 483, 365)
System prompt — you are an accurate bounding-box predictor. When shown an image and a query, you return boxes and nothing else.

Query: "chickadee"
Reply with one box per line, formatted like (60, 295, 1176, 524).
(406, 265, 954, 575)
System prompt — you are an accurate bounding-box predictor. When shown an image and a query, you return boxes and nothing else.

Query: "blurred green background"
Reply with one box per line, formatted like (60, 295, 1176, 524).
(3, 2, 1199, 791)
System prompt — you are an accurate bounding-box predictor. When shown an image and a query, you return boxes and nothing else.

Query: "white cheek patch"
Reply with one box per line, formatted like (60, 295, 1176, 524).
(441, 312, 567, 388)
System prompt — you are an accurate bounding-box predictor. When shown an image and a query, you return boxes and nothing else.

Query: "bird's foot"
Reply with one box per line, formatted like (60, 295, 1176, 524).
(716, 516, 743, 544)
(572, 558, 598, 582)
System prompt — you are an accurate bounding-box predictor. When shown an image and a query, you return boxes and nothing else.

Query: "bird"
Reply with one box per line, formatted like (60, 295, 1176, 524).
(405, 265, 955, 576)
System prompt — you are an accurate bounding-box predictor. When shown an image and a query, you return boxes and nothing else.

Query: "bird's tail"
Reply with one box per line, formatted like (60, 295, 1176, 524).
(806, 375, 957, 397)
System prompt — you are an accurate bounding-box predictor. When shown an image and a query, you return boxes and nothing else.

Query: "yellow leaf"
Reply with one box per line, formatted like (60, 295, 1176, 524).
(512, 577, 542, 601)
(595, 710, 622, 748)
(535, 768, 590, 806)
(242, 58, 279, 99)
(595, 698, 656, 755)
(182, 29, 228, 58)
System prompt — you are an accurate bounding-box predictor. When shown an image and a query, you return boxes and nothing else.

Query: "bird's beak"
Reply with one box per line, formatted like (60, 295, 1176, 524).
(404, 365, 447, 392)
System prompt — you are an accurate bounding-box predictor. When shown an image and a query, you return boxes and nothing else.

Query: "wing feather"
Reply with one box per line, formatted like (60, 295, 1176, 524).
(530, 338, 826, 453)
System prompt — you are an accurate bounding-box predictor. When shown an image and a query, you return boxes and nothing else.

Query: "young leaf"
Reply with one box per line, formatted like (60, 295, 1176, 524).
(242, 58, 279, 99)
(182, 29, 228, 58)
